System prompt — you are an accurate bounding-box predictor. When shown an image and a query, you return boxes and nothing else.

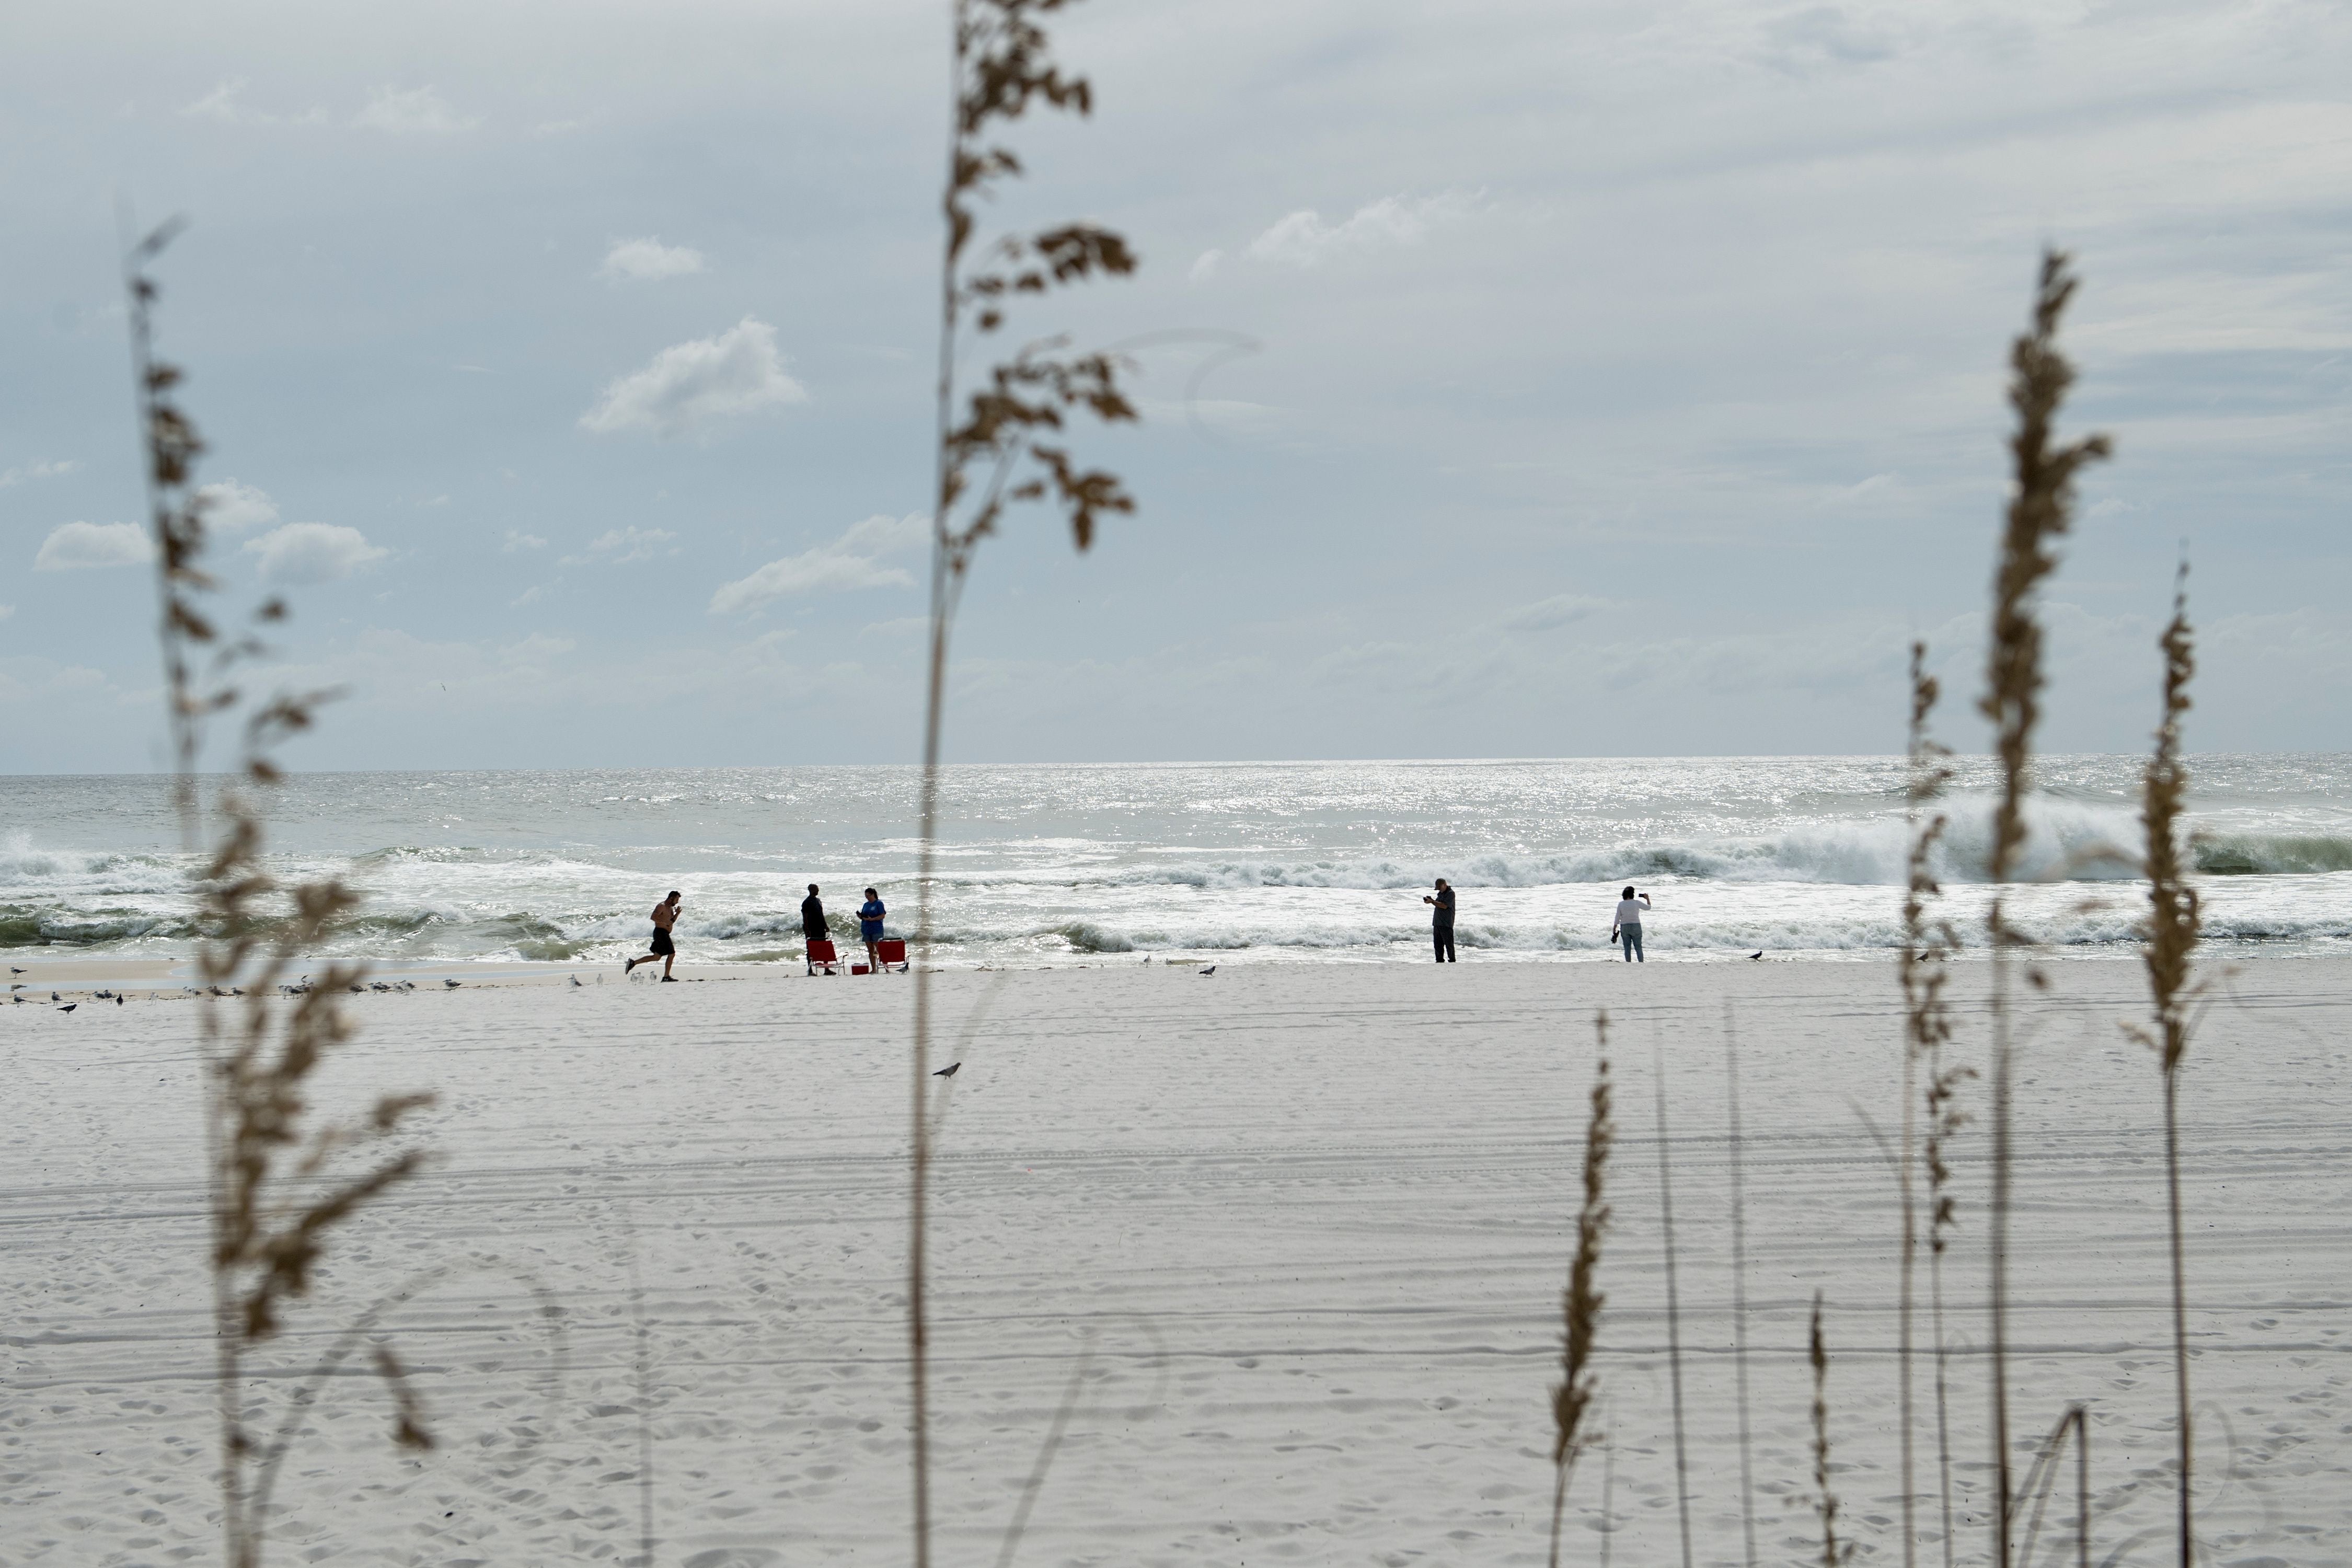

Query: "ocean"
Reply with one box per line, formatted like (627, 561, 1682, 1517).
(3, 754, 2349, 969)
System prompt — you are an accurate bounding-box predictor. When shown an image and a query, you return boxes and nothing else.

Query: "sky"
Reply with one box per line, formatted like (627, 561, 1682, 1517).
(3, 0, 2348, 774)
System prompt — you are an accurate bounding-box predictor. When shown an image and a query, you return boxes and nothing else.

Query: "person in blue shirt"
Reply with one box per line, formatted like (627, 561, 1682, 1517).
(858, 887, 887, 973)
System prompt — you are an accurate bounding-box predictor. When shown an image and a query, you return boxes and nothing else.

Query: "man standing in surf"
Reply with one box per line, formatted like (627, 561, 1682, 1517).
(1424, 878, 1456, 962)
(625, 891, 683, 981)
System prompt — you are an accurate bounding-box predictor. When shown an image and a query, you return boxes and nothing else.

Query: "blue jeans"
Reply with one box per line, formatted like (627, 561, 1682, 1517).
(1619, 924, 1643, 962)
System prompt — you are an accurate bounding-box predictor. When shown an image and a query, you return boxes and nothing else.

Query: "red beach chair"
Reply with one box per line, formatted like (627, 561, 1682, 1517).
(877, 938, 909, 973)
(806, 939, 840, 976)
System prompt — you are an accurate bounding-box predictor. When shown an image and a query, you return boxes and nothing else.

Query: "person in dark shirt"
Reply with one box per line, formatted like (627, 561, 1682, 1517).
(801, 884, 827, 947)
(1423, 878, 1456, 962)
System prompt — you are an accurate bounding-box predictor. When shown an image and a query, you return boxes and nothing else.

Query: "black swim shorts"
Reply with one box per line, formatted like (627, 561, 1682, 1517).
(650, 927, 675, 955)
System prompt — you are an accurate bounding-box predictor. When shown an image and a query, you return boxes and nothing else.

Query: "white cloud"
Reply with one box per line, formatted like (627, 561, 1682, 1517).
(35, 521, 152, 570)
(354, 86, 480, 135)
(183, 80, 325, 128)
(504, 530, 549, 552)
(564, 526, 677, 565)
(710, 513, 928, 614)
(579, 318, 808, 438)
(243, 523, 388, 585)
(599, 237, 707, 283)
(1189, 249, 1224, 285)
(0, 459, 79, 488)
(194, 478, 279, 534)
(1503, 594, 1607, 632)
(1245, 191, 1479, 269)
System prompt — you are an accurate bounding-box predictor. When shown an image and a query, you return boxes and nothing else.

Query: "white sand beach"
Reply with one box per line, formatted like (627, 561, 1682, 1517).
(4, 955, 2346, 1566)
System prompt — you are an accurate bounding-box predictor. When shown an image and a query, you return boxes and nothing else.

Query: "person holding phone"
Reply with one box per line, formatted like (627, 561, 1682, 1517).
(858, 887, 887, 973)
(1612, 885, 1651, 963)
(1424, 878, 1456, 963)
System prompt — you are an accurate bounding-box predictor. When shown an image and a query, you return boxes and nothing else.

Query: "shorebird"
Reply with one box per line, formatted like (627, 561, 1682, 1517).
(1749, 951, 1763, 960)
(58, 1003, 76, 1013)
(10, 967, 25, 975)
(1198, 965, 1216, 977)
(569, 975, 583, 988)
(932, 1062, 961, 1078)
(444, 977, 461, 989)
(51, 991, 61, 1002)
(115, 994, 124, 1006)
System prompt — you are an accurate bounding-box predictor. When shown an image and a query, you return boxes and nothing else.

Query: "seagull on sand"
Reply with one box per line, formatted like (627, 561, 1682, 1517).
(51, 991, 61, 1002)
(570, 975, 583, 988)
(444, 977, 461, 989)
(1749, 951, 1763, 960)
(10, 966, 25, 975)
(932, 1062, 961, 1078)
(58, 1003, 76, 1013)
(115, 994, 124, 1006)
(1198, 965, 1216, 977)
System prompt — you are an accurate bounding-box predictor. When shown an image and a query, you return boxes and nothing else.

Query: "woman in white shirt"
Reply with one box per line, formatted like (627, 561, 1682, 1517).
(1612, 886, 1651, 963)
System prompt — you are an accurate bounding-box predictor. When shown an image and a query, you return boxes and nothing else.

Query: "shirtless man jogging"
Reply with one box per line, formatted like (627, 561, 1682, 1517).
(625, 891, 684, 980)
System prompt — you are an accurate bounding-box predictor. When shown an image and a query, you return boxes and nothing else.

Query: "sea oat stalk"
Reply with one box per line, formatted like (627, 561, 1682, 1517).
(2125, 566, 2200, 1567)
(1548, 1014, 1614, 1568)
(126, 223, 435, 1568)
(1900, 642, 1958, 1568)
(913, 5, 1138, 1563)
(1976, 249, 2109, 1567)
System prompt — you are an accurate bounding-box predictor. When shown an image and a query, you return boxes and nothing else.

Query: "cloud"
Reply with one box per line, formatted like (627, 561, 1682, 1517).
(193, 478, 280, 534)
(35, 521, 151, 570)
(599, 237, 707, 282)
(1503, 594, 1608, 632)
(0, 458, 79, 488)
(182, 79, 325, 128)
(504, 530, 548, 552)
(710, 513, 927, 614)
(1189, 249, 1224, 285)
(0, 605, 13, 621)
(579, 318, 808, 437)
(354, 85, 480, 134)
(1245, 191, 1478, 269)
(563, 526, 677, 565)
(243, 523, 388, 585)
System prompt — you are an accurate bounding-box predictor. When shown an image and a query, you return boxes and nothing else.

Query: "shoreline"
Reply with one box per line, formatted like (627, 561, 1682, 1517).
(7, 938, 2348, 1002)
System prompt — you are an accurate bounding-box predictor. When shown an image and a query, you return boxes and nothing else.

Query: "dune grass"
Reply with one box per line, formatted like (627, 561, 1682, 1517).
(125, 223, 437, 1568)
(1549, 1012, 1615, 1568)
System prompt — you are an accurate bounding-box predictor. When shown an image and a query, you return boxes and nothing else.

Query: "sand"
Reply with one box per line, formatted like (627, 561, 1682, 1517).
(3, 955, 2346, 1566)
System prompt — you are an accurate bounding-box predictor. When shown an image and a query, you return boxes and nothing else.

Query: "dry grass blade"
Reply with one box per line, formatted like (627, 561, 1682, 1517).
(991, 1335, 1099, 1568)
(1548, 1013, 1613, 1568)
(1976, 248, 2109, 1568)
(912, 6, 1140, 1563)
(1653, 1035, 1696, 1568)
(1811, 1293, 1855, 1568)
(2124, 564, 2201, 1567)
(125, 223, 434, 1568)
(1723, 1006, 1760, 1568)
